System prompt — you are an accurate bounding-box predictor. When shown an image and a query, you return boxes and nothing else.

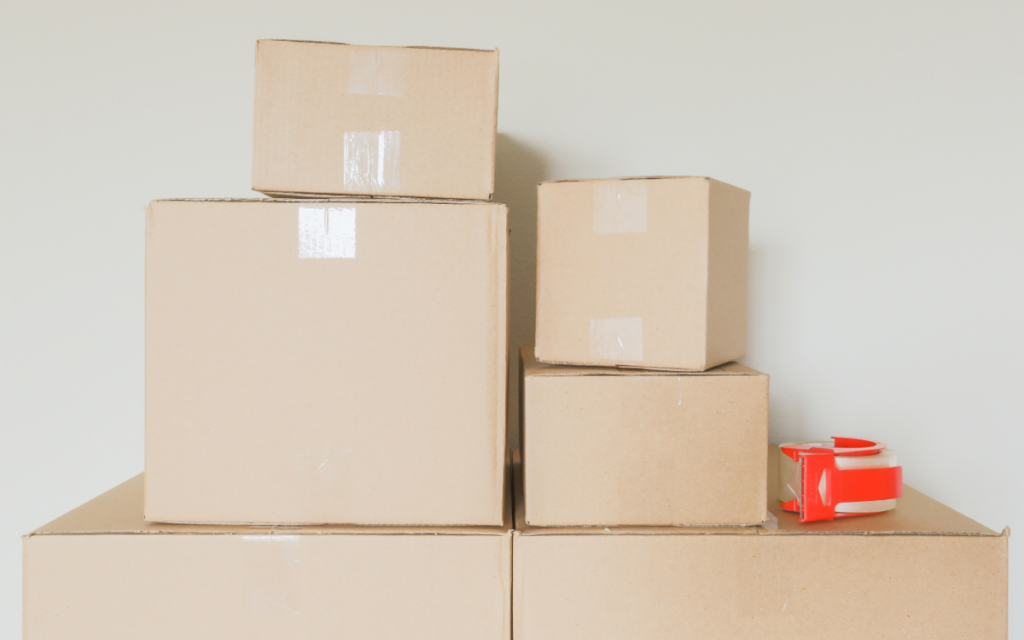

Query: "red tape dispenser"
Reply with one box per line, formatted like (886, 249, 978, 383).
(779, 438, 903, 523)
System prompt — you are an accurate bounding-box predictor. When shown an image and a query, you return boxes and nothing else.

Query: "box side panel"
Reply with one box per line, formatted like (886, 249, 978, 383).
(501, 532, 513, 640)
(514, 534, 1007, 640)
(253, 41, 497, 200)
(145, 201, 504, 525)
(518, 352, 528, 489)
(25, 533, 509, 640)
(492, 209, 511, 522)
(512, 533, 525, 640)
(705, 179, 750, 368)
(535, 179, 709, 370)
(523, 373, 767, 526)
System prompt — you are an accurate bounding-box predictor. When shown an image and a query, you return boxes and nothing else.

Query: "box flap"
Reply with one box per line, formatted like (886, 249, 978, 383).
(522, 347, 763, 378)
(29, 475, 512, 536)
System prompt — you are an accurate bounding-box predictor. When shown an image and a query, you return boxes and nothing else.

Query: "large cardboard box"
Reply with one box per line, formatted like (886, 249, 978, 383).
(145, 198, 508, 525)
(519, 348, 767, 526)
(23, 475, 512, 640)
(535, 176, 749, 371)
(512, 450, 1008, 640)
(253, 40, 499, 200)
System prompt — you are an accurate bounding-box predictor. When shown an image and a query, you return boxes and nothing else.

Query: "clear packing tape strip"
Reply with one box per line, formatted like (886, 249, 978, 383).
(587, 181, 649, 362)
(344, 131, 400, 194)
(590, 317, 643, 361)
(779, 438, 903, 523)
(298, 207, 356, 259)
(342, 48, 405, 194)
(593, 180, 647, 234)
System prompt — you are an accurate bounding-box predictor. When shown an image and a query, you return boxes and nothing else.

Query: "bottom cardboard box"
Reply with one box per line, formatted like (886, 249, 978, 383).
(24, 475, 512, 640)
(513, 449, 1007, 640)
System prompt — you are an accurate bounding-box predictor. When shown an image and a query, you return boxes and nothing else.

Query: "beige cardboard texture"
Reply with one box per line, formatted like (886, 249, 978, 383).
(24, 476, 512, 640)
(145, 199, 508, 526)
(253, 40, 499, 200)
(512, 450, 1008, 640)
(519, 348, 767, 526)
(535, 176, 749, 371)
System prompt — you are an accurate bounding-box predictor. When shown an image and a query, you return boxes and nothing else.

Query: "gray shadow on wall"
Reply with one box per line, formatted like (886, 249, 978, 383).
(494, 133, 550, 450)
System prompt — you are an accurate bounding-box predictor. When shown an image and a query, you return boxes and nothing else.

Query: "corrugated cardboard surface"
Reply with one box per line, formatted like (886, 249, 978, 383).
(145, 199, 508, 526)
(253, 40, 498, 200)
(519, 348, 767, 526)
(513, 450, 1007, 640)
(705, 179, 750, 367)
(24, 476, 512, 640)
(535, 176, 749, 371)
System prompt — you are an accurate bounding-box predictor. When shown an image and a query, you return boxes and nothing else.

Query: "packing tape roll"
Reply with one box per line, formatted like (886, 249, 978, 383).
(779, 441, 899, 515)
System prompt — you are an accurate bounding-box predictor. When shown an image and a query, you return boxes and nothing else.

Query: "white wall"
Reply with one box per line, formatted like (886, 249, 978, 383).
(2, 0, 1021, 636)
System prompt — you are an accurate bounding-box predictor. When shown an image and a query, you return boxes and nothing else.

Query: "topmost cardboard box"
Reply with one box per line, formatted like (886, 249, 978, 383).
(253, 40, 499, 200)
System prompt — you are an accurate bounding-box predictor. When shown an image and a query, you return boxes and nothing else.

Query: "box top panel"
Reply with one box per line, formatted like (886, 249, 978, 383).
(539, 176, 749, 196)
(762, 445, 998, 536)
(762, 487, 999, 536)
(522, 347, 763, 378)
(513, 450, 1001, 537)
(259, 39, 497, 54)
(29, 475, 512, 536)
(153, 197, 500, 206)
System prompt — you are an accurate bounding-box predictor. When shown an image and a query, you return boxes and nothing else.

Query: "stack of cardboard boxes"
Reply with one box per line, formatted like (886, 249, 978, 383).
(24, 40, 513, 639)
(23, 39, 1007, 639)
(516, 177, 1008, 639)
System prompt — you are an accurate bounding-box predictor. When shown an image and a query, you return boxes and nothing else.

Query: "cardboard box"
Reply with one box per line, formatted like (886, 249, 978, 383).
(535, 176, 749, 371)
(24, 475, 512, 640)
(519, 348, 768, 526)
(145, 198, 508, 525)
(512, 450, 1008, 640)
(253, 40, 499, 200)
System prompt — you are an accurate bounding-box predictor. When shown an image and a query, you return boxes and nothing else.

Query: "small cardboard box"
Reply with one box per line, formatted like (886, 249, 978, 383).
(145, 198, 508, 526)
(519, 348, 768, 526)
(253, 40, 499, 200)
(535, 176, 749, 371)
(512, 450, 1008, 640)
(23, 476, 512, 640)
